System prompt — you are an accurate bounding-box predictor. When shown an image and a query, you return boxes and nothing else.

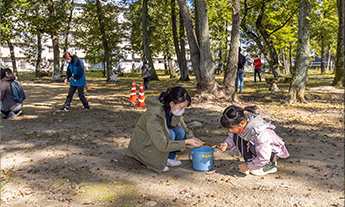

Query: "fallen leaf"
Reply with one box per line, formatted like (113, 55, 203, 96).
(81, 201, 93, 205)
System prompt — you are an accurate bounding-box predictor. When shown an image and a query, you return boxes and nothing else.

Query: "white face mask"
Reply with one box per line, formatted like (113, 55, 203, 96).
(171, 103, 184, 116)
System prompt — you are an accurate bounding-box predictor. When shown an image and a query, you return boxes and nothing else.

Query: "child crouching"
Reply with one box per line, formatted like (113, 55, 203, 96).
(220, 105, 289, 175)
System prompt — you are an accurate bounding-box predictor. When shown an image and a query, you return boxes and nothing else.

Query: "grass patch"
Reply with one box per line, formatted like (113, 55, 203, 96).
(79, 181, 140, 206)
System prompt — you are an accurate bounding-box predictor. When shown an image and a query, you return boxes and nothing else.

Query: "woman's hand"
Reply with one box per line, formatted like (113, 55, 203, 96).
(220, 142, 229, 152)
(238, 163, 250, 172)
(185, 138, 205, 148)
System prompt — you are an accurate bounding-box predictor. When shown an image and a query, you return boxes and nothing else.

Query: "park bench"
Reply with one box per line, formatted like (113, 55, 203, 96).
(265, 77, 292, 92)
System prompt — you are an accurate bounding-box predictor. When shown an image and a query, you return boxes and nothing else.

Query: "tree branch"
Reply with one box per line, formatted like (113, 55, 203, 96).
(269, 6, 299, 36)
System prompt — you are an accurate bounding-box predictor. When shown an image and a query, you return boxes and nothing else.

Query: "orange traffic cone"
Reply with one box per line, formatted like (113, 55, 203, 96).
(129, 80, 137, 102)
(137, 82, 146, 107)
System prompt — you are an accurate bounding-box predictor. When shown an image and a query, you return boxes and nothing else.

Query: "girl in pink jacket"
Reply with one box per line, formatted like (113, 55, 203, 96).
(220, 105, 289, 175)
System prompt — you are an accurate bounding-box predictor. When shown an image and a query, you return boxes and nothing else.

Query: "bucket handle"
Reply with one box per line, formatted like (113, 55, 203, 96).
(188, 151, 193, 162)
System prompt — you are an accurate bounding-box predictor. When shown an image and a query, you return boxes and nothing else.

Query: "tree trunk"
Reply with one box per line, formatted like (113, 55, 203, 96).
(167, 54, 176, 78)
(332, 0, 344, 86)
(255, 0, 281, 78)
(178, 12, 189, 81)
(6, 39, 18, 79)
(326, 45, 331, 73)
(51, 33, 61, 80)
(142, 0, 158, 80)
(282, 48, 289, 74)
(60, 0, 74, 75)
(289, 42, 293, 74)
(285, 0, 311, 104)
(177, 0, 219, 95)
(96, 0, 112, 80)
(103, 59, 105, 77)
(321, 41, 325, 74)
(224, 0, 240, 92)
(35, 33, 42, 78)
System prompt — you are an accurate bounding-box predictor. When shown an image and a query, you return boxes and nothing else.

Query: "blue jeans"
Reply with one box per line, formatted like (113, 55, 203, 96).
(235, 70, 244, 92)
(254, 69, 261, 82)
(168, 126, 186, 159)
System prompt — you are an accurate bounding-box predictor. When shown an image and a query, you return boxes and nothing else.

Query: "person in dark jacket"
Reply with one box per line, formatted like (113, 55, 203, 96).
(60, 52, 90, 111)
(1, 68, 23, 119)
(141, 59, 151, 90)
(235, 48, 246, 93)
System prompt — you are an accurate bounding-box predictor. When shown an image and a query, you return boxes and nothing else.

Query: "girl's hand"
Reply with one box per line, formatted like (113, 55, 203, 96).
(238, 163, 250, 172)
(220, 142, 229, 152)
(185, 138, 205, 148)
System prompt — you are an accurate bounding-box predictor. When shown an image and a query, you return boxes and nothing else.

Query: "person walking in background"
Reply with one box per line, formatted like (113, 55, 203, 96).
(253, 55, 262, 82)
(141, 59, 151, 90)
(235, 48, 246, 94)
(60, 52, 90, 112)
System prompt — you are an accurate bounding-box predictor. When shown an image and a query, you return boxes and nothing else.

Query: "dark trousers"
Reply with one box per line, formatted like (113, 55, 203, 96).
(233, 134, 275, 163)
(63, 85, 89, 108)
(143, 77, 150, 89)
(254, 69, 261, 82)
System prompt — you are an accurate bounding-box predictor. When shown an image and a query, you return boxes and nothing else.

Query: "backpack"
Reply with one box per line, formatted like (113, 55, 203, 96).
(6, 81, 26, 103)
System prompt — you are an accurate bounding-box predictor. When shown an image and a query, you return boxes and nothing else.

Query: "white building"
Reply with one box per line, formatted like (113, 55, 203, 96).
(0, 1, 190, 74)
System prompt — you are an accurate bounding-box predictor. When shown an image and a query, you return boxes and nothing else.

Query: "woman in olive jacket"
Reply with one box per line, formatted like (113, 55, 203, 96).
(126, 87, 204, 173)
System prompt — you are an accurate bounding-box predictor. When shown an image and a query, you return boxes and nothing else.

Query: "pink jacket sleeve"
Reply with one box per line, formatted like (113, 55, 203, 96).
(223, 133, 238, 152)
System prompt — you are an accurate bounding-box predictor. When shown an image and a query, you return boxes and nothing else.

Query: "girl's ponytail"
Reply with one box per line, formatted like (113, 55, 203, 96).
(220, 105, 257, 128)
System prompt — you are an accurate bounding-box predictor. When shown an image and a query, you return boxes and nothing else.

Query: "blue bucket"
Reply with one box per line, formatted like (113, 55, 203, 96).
(188, 147, 215, 172)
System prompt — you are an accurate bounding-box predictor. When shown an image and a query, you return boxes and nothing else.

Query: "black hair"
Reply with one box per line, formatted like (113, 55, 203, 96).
(63, 52, 77, 60)
(1, 68, 12, 79)
(159, 86, 191, 113)
(220, 105, 257, 128)
(255, 55, 259, 58)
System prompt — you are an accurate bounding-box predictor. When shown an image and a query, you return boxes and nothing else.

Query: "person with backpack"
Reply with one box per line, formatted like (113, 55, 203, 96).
(60, 52, 90, 111)
(1, 68, 24, 119)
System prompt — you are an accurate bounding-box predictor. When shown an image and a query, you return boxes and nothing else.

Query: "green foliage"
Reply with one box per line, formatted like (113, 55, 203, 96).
(207, 0, 232, 64)
(309, 0, 338, 57)
(74, 0, 128, 65)
(127, 0, 175, 58)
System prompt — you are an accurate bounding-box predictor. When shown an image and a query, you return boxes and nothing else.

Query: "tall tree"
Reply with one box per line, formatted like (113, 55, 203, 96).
(96, 0, 112, 80)
(60, 0, 75, 75)
(74, 0, 126, 79)
(285, 0, 311, 104)
(332, 0, 344, 86)
(171, 0, 189, 81)
(142, 0, 158, 80)
(177, 0, 219, 94)
(223, 0, 240, 94)
(241, 0, 299, 78)
(1, 0, 19, 78)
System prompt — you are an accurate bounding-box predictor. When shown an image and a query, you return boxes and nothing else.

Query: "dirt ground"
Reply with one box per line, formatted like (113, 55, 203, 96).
(1, 80, 344, 207)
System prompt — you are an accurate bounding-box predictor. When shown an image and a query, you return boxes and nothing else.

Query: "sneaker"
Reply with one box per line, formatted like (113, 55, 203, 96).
(250, 164, 277, 176)
(14, 110, 22, 117)
(60, 107, 69, 112)
(163, 166, 169, 172)
(82, 107, 90, 111)
(166, 158, 182, 167)
(239, 170, 250, 175)
(3, 111, 16, 119)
